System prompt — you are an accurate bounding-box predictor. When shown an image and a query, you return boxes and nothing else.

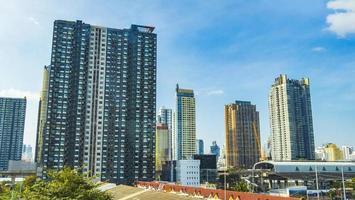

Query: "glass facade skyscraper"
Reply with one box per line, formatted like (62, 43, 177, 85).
(36, 20, 156, 184)
(0, 97, 26, 170)
(269, 75, 315, 161)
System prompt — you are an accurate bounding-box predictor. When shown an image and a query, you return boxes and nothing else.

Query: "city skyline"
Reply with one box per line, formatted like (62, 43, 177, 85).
(1, 0, 355, 153)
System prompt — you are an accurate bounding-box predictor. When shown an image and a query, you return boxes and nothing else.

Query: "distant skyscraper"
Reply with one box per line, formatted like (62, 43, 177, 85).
(196, 139, 204, 155)
(157, 107, 172, 131)
(155, 124, 170, 174)
(174, 84, 196, 160)
(0, 97, 26, 170)
(35, 66, 49, 164)
(225, 100, 261, 168)
(342, 146, 353, 161)
(36, 20, 156, 184)
(217, 145, 226, 169)
(22, 144, 33, 162)
(157, 107, 173, 161)
(269, 75, 315, 161)
(210, 141, 220, 160)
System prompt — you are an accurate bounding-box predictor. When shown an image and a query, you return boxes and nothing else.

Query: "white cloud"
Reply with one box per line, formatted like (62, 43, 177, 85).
(195, 89, 224, 96)
(206, 89, 224, 96)
(312, 46, 326, 52)
(326, 0, 355, 37)
(27, 16, 40, 25)
(0, 88, 39, 101)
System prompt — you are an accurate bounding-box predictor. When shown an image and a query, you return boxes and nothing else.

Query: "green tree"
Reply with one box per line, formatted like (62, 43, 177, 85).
(218, 168, 245, 190)
(0, 182, 13, 200)
(230, 180, 250, 192)
(22, 167, 112, 200)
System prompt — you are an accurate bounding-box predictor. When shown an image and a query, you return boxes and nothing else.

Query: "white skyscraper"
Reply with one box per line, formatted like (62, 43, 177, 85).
(269, 75, 315, 161)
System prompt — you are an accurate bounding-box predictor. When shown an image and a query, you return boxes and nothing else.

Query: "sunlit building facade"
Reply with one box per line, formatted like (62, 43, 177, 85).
(269, 75, 315, 161)
(155, 124, 170, 173)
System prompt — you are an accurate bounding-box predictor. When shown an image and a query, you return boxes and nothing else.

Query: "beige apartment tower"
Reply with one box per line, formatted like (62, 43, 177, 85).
(35, 66, 50, 163)
(269, 75, 315, 161)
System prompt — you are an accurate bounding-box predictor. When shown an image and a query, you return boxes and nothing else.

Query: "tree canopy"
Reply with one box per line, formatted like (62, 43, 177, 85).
(1, 168, 112, 200)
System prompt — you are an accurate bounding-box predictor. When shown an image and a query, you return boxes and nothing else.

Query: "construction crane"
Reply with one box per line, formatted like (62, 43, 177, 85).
(252, 121, 262, 160)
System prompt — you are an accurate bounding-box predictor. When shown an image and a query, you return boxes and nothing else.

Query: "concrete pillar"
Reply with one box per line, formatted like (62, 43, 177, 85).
(11, 175, 15, 184)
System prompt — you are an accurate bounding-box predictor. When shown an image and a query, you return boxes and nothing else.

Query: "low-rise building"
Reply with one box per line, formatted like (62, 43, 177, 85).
(176, 160, 200, 187)
(193, 154, 218, 184)
(341, 146, 353, 161)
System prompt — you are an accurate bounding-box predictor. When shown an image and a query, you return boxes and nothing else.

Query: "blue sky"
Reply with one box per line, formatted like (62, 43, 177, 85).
(0, 0, 354, 152)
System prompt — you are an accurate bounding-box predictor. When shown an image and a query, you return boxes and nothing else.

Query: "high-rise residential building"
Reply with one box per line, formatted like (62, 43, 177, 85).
(22, 144, 33, 162)
(269, 75, 315, 161)
(210, 141, 220, 160)
(155, 124, 170, 174)
(174, 85, 196, 160)
(225, 100, 261, 169)
(0, 97, 26, 170)
(196, 139, 204, 155)
(36, 20, 156, 184)
(35, 66, 49, 164)
(341, 146, 353, 161)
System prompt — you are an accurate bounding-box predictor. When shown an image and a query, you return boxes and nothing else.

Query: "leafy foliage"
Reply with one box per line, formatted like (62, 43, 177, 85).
(217, 167, 250, 192)
(230, 180, 250, 192)
(0, 182, 11, 200)
(20, 168, 112, 200)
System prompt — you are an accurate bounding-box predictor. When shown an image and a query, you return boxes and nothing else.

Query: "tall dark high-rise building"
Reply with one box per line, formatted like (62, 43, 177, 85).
(0, 97, 26, 170)
(225, 100, 261, 169)
(269, 75, 315, 161)
(36, 20, 156, 184)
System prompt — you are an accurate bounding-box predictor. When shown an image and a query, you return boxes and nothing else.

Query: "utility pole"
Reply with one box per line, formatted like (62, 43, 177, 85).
(342, 167, 346, 200)
(315, 165, 320, 200)
(224, 161, 227, 200)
